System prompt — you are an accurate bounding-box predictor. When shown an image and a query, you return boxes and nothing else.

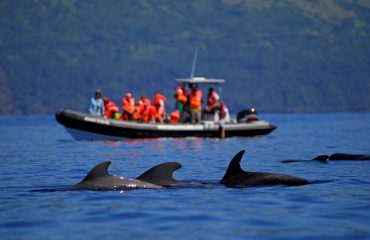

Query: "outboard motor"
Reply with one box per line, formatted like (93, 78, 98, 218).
(237, 108, 258, 122)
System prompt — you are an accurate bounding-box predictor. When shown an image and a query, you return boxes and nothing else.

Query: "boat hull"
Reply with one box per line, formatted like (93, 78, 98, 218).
(55, 109, 276, 140)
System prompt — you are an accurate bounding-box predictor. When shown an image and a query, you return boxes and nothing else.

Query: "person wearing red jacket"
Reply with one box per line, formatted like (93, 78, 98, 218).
(103, 96, 120, 119)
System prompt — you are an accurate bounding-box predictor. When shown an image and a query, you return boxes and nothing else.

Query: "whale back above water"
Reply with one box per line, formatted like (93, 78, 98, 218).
(328, 153, 370, 160)
(313, 155, 330, 162)
(220, 150, 309, 187)
(281, 153, 370, 163)
(281, 155, 329, 163)
(71, 161, 181, 190)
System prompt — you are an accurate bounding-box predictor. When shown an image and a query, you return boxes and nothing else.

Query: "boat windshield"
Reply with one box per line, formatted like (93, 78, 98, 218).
(175, 77, 225, 101)
(175, 77, 225, 84)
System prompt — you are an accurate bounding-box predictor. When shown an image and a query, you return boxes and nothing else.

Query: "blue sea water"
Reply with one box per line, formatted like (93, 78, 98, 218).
(0, 113, 370, 239)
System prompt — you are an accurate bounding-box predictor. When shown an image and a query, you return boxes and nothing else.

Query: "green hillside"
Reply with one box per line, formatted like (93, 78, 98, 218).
(1, 0, 370, 115)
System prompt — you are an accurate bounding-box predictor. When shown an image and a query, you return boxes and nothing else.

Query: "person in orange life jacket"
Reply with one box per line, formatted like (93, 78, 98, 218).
(170, 110, 180, 124)
(89, 89, 104, 117)
(189, 84, 202, 124)
(121, 92, 135, 121)
(174, 83, 188, 122)
(153, 91, 166, 123)
(139, 102, 156, 123)
(134, 95, 151, 121)
(137, 95, 151, 112)
(174, 83, 187, 110)
(103, 96, 120, 119)
(205, 87, 221, 113)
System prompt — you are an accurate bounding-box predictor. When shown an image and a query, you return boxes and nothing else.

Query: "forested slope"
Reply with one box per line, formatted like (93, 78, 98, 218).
(1, 0, 369, 115)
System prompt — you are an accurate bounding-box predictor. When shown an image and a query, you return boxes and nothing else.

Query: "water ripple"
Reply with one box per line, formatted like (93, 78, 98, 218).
(1, 113, 370, 239)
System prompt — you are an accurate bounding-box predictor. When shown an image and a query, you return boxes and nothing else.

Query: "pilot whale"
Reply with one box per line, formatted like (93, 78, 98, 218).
(328, 153, 370, 160)
(281, 155, 329, 163)
(281, 153, 370, 163)
(71, 161, 181, 190)
(220, 150, 309, 187)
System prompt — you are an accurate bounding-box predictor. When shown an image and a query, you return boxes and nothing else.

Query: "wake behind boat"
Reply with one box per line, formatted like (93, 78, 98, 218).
(55, 108, 276, 140)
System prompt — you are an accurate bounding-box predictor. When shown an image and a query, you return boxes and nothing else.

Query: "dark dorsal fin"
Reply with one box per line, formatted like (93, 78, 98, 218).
(221, 150, 246, 181)
(82, 161, 113, 181)
(313, 155, 329, 162)
(136, 162, 182, 187)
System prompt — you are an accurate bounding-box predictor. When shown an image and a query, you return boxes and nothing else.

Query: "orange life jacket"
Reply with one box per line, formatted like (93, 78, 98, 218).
(104, 101, 119, 118)
(132, 108, 140, 121)
(170, 111, 180, 124)
(138, 98, 151, 112)
(140, 106, 155, 122)
(122, 97, 135, 112)
(190, 89, 202, 109)
(176, 86, 187, 103)
(153, 93, 166, 116)
(153, 93, 166, 107)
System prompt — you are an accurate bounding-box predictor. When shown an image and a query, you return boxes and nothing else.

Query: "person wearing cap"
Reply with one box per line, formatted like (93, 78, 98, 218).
(103, 96, 120, 119)
(88, 89, 104, 117)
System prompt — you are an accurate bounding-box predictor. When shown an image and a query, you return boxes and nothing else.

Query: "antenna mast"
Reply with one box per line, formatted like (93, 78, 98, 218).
(190, 46, 198, 80)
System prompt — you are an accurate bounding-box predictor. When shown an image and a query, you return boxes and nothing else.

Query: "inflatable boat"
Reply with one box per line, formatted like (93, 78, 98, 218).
(55, 108, 276, 140)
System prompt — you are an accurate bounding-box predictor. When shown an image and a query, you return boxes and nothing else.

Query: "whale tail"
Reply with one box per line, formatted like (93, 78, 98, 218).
(137, 162, 182, 187)
(221, 150, 246, 182)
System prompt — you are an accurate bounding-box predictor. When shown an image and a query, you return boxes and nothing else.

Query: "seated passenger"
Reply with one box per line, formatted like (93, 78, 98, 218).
(103, 97, 120, 119)
(219, 102, 230, 122)
(153, 91, 167, 123)
(139, 103, 156, 123)
(205, 88, 221, 113)
(138, 95, 151, 112)
(89, 89, 104, 117)
(132, 105, 140, 121)
(121, 92, 135, 121)
(170, 110, 180, 124)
